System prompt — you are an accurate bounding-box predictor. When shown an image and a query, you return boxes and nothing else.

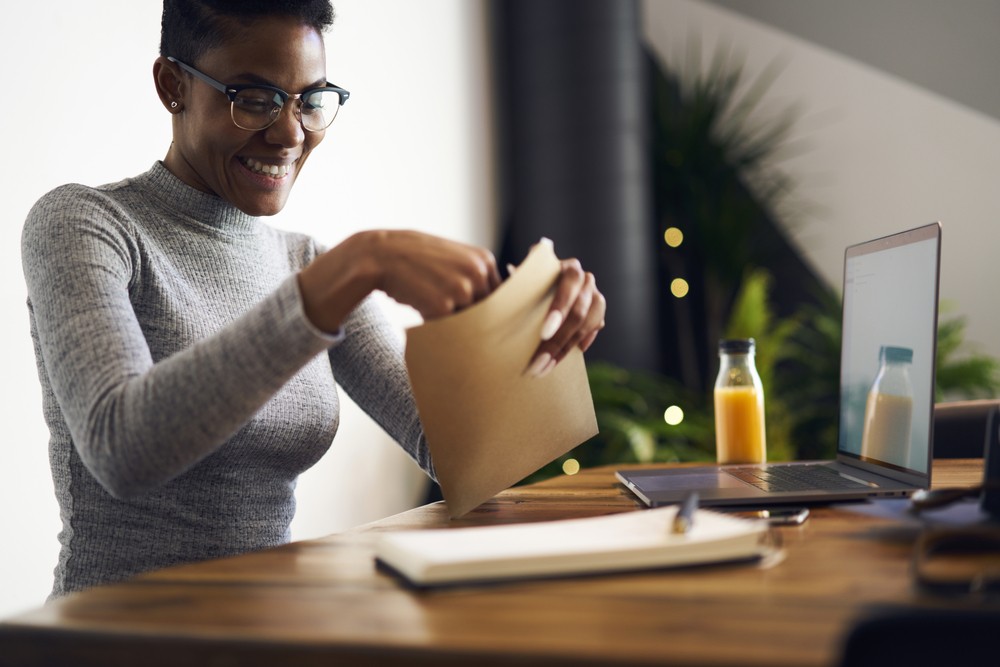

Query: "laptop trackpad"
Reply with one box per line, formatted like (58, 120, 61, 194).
(638, 472, 749, 491)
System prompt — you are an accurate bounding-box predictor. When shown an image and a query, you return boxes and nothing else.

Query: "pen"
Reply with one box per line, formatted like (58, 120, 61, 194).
(672, 492, 699, 535)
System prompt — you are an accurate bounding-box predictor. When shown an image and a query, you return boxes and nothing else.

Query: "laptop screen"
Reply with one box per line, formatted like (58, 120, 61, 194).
(837, 223, 941, 477)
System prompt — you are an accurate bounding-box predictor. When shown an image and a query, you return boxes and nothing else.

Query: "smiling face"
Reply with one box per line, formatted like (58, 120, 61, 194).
(158, 16, 328, 216)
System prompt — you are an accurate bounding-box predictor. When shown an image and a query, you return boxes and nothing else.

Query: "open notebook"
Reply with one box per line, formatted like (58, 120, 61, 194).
(375, 506, 768, 587)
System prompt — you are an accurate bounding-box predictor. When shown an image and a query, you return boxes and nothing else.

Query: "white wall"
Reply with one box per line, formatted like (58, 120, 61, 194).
(643, 0, 1000, 363)
(0, 0, 494, 619)
(703, 0, 1000, 123)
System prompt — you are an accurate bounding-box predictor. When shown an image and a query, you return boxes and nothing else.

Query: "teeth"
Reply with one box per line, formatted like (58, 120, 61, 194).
(242, 158, 291, 177)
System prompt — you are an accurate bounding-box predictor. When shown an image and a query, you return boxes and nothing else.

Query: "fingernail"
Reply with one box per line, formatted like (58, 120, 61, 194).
(528, 352, 552, 378)
(540, 311, 563, 341)
(507, 263, 517, 276)
(539, 237, 553, 247)
(537, 356, 557, 379)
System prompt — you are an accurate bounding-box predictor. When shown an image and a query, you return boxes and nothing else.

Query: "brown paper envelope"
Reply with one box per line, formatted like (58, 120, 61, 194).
(404, 241, 599, 518)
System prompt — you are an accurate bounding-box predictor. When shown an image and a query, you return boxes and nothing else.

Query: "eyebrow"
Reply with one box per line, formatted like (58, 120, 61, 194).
(229, 72, 328, 91)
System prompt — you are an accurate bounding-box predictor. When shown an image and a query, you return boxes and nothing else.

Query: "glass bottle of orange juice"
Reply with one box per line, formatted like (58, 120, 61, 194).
(714, 339, 766, 464)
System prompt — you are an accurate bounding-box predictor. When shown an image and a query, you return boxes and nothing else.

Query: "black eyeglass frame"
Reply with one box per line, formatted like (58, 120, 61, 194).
(166, 57, 350, 131)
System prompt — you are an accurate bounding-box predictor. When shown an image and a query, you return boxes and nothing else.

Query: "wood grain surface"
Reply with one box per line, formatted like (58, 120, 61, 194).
(0, 460, 988, 667)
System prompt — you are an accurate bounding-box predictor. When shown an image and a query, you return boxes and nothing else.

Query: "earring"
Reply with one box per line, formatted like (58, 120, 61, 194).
(170, 101, 178, 108)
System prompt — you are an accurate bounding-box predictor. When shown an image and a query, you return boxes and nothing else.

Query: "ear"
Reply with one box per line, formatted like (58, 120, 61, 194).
(153, 56, 185, 113)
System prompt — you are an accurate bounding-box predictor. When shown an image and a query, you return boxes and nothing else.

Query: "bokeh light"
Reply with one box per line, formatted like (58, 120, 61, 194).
(664, 227, 684, 247)
(562, 458, 581, 475)
(670, 278, 689, 298)
(664, 405, 684, 425)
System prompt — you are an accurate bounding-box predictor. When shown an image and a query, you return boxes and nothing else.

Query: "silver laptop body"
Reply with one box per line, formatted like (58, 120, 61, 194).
(617, 223, 941, 507)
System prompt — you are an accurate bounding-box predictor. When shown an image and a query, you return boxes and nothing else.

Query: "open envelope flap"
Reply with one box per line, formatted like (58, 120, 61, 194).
(404, 242, 599, 518)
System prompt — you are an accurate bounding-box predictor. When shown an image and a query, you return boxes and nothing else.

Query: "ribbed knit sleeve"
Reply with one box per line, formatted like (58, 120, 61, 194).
(22, 183, 338, 500)
(331, 298, 435, 479)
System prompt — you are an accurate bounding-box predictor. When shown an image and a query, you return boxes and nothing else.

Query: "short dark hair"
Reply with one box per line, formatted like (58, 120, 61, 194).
(160, 0, 335, 65)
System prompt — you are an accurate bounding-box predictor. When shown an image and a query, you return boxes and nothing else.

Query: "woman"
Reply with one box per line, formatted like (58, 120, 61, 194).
(21, 0, 605, 598)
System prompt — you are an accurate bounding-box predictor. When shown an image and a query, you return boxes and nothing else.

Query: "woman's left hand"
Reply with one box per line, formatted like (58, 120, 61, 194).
(526, 258, 606, 378)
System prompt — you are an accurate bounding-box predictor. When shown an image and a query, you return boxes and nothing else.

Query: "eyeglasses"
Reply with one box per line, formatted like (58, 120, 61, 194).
(167, 57, 350, 132)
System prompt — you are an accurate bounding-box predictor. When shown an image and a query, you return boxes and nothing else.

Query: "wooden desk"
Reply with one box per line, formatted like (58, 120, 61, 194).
(0, 460, 987, 667)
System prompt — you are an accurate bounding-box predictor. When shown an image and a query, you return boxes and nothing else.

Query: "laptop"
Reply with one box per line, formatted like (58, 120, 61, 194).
(617, 222, 941, 507)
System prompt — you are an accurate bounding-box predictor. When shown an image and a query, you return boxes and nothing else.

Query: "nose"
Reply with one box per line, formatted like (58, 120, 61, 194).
(263, 98, 306, 148)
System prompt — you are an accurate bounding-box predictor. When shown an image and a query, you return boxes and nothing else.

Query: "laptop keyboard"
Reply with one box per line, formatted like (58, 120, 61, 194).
(726, 465, 871, 493)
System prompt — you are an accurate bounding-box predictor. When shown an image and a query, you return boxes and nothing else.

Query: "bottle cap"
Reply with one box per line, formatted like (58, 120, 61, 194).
(879, 346, 913, 364)
(719, 338, 755, 354)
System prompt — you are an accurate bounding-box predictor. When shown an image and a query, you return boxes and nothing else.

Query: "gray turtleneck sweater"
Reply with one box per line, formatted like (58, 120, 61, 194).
(22, 162, 432, 598)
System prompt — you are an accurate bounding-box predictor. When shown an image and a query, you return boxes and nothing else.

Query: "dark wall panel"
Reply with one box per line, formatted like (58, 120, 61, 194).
(494, 0, 661, 372)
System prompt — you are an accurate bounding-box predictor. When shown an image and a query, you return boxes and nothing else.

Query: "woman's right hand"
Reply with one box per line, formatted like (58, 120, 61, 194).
(297, 230, 502, 334)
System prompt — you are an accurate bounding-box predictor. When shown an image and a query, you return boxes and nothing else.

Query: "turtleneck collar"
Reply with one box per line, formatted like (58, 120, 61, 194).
(136, 161, 261, 234)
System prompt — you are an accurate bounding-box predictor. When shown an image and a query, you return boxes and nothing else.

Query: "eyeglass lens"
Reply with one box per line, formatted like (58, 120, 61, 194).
(231, 88, 341, 131)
